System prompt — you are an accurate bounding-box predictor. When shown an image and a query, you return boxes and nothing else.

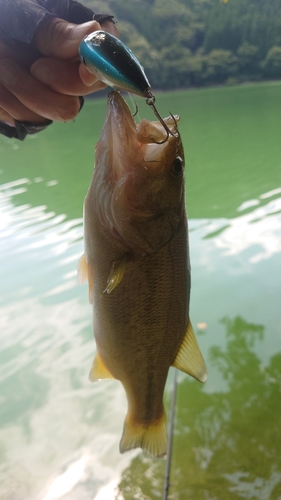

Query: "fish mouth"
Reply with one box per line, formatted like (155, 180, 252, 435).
(105, 91, 179, 145)
(107, 91, 136, 138)
(96, 91, 181, 188)
(95, 91, 181, 179)
(95, 91, 140, 182)
(92, 91, 183, 253)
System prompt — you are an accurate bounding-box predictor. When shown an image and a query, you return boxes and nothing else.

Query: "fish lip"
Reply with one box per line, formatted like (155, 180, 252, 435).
(103, 91, 140, 178)
(107, 91, 136, 126)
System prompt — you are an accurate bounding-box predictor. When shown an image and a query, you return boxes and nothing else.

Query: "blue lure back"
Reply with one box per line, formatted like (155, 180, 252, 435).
(79, 31, 152, 98)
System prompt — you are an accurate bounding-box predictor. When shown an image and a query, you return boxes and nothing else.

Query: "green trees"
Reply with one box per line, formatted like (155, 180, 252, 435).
(237, 43, 260, 80)
(87, 0, 281, 89)
(263, 46, 281, 79)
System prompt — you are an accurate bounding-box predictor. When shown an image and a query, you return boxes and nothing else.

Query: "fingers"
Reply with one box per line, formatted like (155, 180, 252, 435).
(33, 17, 111, 96)
(35, 18, 102, 59)
(0, 82, 44, 122)
(0, 17, 119, 128)
(0, 106, 15, 126)
(0, 59, 80, 122)
(31, 58, 106, 95)
(35, 17, 121, 93)
(0, 40, 38, 68)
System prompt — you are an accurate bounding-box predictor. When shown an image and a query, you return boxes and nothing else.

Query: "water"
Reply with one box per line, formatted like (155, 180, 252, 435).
(0, 82, 281, 500)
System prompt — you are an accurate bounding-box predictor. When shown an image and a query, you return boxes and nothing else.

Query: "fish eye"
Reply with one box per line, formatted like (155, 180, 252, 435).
(171, 156, 183, 176)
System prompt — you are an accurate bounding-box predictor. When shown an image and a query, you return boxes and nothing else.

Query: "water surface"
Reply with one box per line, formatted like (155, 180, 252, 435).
(0, 82, 281, 500)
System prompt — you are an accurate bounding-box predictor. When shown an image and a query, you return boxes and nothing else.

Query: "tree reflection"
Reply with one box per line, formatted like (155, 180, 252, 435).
(115, 317, 281, 500)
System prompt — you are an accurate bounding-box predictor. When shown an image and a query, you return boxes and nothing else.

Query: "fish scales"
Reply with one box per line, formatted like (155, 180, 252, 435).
(95, 223, 187, 419)
(78, 91, 207, 457)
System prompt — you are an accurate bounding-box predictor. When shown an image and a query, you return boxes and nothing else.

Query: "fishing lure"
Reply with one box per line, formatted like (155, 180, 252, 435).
(79, 31, 176, 141)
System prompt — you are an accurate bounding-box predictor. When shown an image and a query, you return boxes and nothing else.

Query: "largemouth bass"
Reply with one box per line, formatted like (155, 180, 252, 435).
(78, 91, 207, 457)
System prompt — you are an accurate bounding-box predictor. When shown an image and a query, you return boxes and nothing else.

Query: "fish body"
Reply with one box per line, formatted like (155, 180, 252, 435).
(79, 31, 151, 97)
(78, 91, 207, 457)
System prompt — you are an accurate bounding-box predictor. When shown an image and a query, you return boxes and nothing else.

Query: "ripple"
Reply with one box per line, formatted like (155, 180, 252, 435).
(1, 180, 281, 500)
(0, 179, 135, 500)
(0, 180, 84, 303)
(195, 194, 281, 264)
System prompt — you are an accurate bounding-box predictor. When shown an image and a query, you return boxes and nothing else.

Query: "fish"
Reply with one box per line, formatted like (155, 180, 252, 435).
(78, 91, 207, 458)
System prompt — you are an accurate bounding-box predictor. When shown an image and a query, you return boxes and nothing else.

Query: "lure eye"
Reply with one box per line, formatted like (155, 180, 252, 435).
(171, 156, 183, 176)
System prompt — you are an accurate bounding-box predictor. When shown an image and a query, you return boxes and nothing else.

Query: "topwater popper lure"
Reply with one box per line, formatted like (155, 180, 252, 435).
(79, 31, 175, 142)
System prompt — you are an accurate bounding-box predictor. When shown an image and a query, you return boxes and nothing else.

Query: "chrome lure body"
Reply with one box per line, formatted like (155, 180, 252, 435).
(79, 31, 151, 98)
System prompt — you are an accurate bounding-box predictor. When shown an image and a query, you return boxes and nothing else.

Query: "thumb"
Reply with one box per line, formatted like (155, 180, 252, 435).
(35, 18, 101, 59)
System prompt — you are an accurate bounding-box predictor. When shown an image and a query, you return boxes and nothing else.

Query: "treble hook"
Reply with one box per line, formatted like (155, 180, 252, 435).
(145, 90, 178, 144)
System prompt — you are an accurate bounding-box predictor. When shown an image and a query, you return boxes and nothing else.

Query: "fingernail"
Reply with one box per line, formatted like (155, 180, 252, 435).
(71, 20, 100, 41)
(31, 62, 53, 85)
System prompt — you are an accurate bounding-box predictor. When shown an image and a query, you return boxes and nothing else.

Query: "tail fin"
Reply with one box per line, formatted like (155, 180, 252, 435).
(119, 412, 167, 458)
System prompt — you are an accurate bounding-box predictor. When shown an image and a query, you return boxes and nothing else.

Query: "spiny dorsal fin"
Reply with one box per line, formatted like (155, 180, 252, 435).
(104, 254, 128, 294)
(77, 254, 94, 304)
(89, 352, 115, 382)
(172, 319, 208, 383)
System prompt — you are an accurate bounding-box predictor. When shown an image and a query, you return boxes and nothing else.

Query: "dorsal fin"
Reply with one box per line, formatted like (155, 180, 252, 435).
(172, 319, 207, 383)
(77, 254, 94, 304)
(77, 254, 88, 285)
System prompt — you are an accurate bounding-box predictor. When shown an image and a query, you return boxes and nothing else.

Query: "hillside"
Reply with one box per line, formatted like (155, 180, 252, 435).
(86, 0, 281, 89)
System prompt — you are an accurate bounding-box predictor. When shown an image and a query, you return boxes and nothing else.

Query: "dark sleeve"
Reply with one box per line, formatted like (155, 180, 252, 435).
(0, 0, 115, 140)
(0, 0, 115, 46)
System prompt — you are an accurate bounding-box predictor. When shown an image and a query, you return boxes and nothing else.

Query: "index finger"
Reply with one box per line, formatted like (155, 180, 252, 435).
(35, 18, 101, 59)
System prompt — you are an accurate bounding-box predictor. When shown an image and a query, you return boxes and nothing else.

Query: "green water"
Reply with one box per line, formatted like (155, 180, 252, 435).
(0, 82, 281, 500)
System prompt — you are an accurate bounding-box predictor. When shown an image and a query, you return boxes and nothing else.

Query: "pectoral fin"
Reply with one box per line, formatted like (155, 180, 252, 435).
(104, 255, 128, 294)
(172, 319, 208, 383)
(77, 254, 94, 304)
(89, 352, 115, 382)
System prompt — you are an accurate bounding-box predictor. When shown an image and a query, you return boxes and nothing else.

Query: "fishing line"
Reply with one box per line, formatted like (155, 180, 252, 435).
(162, 367, 178, 500)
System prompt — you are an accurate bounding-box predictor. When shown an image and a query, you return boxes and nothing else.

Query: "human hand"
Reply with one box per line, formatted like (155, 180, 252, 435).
(0, 18, 119, 127)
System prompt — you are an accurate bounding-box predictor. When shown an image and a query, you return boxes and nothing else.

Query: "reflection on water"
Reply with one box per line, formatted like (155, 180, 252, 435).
(0, 180, 135, 500)
(116, 316, 281, 500)
(1, 81, 281, 499)
(0, 173, 280, 499)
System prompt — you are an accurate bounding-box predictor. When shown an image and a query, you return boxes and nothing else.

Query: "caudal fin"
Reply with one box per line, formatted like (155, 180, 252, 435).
(119, 412, 167, 458)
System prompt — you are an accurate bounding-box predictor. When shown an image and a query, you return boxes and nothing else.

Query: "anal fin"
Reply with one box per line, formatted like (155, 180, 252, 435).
(89, 351, 115, 382)
(172, 319, 208, 383)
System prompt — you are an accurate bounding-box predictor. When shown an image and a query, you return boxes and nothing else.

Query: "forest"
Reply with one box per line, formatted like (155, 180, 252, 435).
(85, 0, 281, 90)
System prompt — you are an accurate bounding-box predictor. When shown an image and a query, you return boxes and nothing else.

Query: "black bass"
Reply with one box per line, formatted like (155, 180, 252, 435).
(78, 91, 207, 457)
